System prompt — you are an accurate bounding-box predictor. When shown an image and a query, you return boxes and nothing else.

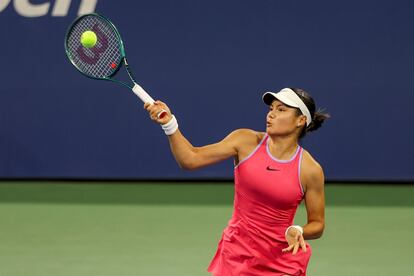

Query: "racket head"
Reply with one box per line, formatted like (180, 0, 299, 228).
(64, 13, 125, 80)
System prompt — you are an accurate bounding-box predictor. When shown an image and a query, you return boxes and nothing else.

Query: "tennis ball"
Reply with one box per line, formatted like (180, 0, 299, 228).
(80, 30, 97, 48)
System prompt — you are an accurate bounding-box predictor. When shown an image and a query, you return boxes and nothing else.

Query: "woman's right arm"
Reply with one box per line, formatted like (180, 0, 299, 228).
(144, 100, 250, 170)
(167, 128, 242, 170)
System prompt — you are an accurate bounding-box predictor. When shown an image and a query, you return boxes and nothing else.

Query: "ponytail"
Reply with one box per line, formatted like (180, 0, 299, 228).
(289, 88, 330, 139)
(307, 109, 330, 133)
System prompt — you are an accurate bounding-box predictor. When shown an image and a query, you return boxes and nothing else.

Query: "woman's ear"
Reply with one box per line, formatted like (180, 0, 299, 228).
(297, 115, 307, 128)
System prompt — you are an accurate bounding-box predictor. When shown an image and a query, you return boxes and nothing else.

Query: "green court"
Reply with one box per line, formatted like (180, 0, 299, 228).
(0, 182, 413, 276)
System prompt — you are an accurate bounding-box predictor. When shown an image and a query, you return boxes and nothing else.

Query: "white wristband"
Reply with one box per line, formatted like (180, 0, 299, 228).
(285, 225, 304, 236)
(161, 115, 179, 136)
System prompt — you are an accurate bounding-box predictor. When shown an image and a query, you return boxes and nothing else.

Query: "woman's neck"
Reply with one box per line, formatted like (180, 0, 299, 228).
(267, 134, 299, 160)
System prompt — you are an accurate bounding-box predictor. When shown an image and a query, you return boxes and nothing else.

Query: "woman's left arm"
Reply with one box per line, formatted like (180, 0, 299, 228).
(302, 154, 325, 240)
(283, 152, 325, 254)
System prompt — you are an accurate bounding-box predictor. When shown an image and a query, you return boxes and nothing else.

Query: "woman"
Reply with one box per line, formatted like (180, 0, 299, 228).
(144, 87, 328, 276)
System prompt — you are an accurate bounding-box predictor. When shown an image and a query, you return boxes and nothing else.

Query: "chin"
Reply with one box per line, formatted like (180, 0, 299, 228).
(266, 128, 290, 137)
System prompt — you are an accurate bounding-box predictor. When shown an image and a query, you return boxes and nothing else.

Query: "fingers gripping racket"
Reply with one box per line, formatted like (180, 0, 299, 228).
(64, 13, 166, 118)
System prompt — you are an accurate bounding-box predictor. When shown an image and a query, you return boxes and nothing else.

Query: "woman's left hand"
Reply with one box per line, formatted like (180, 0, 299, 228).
(282, 227, 307, 255)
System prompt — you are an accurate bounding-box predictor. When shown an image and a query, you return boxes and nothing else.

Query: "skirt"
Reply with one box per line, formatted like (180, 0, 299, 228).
(207, 221, 312, 276)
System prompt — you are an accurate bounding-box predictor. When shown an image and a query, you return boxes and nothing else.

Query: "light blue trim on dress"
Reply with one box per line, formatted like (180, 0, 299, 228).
(298, 148, 305, 196)
(266, 139, 300, 163)
(234, 134, 268, 169)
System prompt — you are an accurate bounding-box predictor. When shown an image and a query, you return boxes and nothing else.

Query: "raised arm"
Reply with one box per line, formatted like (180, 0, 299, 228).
(144, 100, 253, 170)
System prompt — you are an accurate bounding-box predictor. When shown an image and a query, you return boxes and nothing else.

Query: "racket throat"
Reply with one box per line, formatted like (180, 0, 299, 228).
(124, 58, 137, 83)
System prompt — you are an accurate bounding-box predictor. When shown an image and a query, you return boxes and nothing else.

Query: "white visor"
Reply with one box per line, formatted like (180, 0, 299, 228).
(262, 88, 312, 126)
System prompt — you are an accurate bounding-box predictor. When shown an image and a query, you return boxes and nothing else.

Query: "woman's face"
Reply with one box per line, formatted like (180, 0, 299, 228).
(266, 100, 305, 136)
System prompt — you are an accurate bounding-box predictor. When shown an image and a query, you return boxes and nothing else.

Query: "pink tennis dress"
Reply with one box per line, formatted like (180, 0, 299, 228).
(207, 134, 311, 276)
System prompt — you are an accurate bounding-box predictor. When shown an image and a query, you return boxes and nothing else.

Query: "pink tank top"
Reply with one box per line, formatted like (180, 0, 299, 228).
(208, 134, 311, 276)
(233, 133, 304, 242)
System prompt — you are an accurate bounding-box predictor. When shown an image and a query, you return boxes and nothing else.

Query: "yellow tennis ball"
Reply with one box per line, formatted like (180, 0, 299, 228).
(80, 30, 97, 48)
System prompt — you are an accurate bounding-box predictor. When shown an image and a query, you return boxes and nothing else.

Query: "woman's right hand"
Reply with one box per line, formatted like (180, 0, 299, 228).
(144, 100, 172, 125)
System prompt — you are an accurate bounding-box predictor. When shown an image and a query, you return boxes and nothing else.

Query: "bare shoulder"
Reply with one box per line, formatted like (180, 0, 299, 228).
(228, 129, 265, 164)
(229, 129, 264, 148)
(301, 150, 325, 190)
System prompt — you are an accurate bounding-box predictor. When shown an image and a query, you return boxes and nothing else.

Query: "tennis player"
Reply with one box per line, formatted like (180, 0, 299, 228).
(144, 87, 328, 276)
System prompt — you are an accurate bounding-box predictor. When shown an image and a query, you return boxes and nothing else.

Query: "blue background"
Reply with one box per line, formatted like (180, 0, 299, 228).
(0, 0, 413, 181)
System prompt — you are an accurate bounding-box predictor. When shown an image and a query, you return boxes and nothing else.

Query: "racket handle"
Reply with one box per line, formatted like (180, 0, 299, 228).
(132, 83, 168, 119)
(132, 83, 155, 104)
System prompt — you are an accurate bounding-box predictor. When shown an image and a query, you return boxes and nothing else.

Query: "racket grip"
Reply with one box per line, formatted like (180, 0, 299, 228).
(132, 83, 167, 119)
(132, 83, 155, 104)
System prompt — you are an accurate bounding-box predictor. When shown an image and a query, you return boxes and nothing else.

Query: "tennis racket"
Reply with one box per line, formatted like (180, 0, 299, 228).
(64, 13, 167, 118)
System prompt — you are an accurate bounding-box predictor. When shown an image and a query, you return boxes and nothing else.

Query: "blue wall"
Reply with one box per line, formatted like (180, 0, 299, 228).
(0, 0, 413, 181)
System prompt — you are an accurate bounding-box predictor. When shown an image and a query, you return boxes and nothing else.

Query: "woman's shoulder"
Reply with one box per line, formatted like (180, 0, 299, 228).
(300, 149, 325, 183)
(230, 129, 266, 163)
(231, 129, 266, 145)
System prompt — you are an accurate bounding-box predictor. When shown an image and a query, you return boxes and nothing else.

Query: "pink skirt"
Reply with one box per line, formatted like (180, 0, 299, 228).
(207, 222, 312, 276)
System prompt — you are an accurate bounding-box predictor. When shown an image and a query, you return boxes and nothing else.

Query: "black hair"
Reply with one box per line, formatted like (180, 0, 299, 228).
(289, 88, 330, 139)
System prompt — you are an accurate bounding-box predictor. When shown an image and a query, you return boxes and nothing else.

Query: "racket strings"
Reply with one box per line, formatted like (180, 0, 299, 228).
(66, 15, 122, 79)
